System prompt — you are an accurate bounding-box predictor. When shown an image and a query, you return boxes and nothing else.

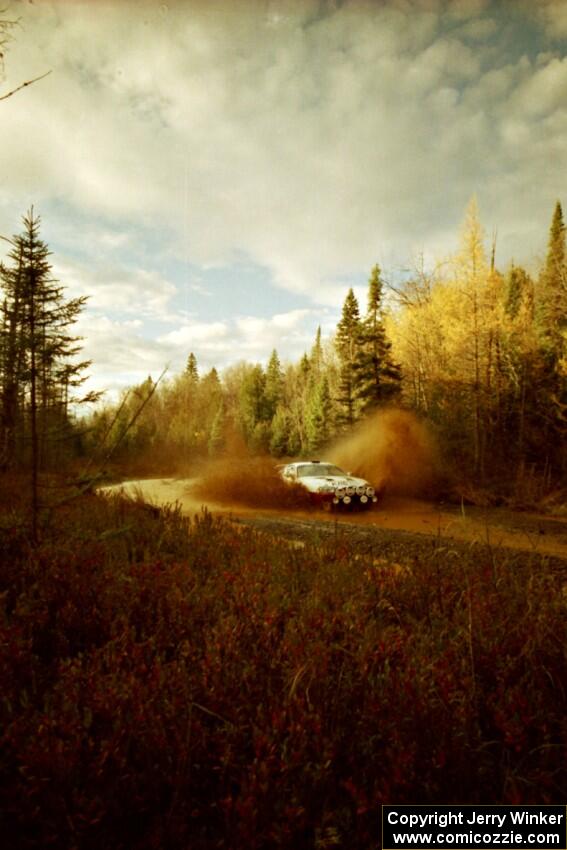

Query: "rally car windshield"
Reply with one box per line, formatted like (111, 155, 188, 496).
(297, 464, 346, 478)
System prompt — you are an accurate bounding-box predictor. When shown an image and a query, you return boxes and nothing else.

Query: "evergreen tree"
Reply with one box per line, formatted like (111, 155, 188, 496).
(264, 349, 283, 420)
(0, 210, 95, 535)
(198, 367, 223, 449)
(185, 352, 199, 383)
(305, 375, 332, 454)
(535, 202, 567, 469)
(500, 266, 541, 470)
(539, 201, 567, 359)
(269, 404, 290, 456)
(163, 355, 201, 460)
(0, 241, 25, 467)
(298, 353, 311, 381)
(284, 358, 311, 455)
(310, 326, 323, 379)
(0, 210, 94, 470)
(505, 264, 533, 319)
(335, 288, 362, 427)
(238, 364, 268, 445)
(354, 265, 401, 411)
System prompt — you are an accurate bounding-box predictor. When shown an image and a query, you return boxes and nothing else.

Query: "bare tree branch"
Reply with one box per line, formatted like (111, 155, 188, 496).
(101, 365, 169, 466)
(0, 68, 52, 101)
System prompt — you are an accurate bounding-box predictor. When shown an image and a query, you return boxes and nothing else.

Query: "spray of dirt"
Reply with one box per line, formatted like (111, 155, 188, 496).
(192, 455, 313, 510)
(328, 408, 443, 497)
(193, 409, 442, 510)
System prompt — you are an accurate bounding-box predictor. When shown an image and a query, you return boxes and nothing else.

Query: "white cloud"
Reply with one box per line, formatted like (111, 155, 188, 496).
(52, 259, 178, 321)
(73, 306, 321, 401)
(508, 56, 567, 118)
(161, 309, 315, 362)
(6, 7, 561, 261)
(160, 321, 230, 348)
(1, 0, 566, 393)
(73, 313, 174, 399)
(235, 309, 314, 347)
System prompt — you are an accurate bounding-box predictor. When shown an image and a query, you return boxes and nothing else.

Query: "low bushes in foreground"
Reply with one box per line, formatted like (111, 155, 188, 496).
(0, 491, 566, 849)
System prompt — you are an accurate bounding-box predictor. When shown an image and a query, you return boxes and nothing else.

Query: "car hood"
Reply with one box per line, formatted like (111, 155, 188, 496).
(297, 474, 370, 493)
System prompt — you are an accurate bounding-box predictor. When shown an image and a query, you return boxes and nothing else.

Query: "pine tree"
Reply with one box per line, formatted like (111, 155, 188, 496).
(535, 202, 567, 470)
(284, 358, 311, 455)
(305, 375, 332, 453)
(238, 364, 268, 446)
(0, 210, 95, 535)
(501, 264, 541, 470)
(335, 288, 362, 427)
(354, 265, 401, 412)
(0, 211, 94, 465)
(264, 349, 283, 420)
(198, 367, 223, 450)
(539, 201, 567, 359)
(505, 264, 533, 319)
(0, 241, 25, 467)
(310, 326, 323, 380)
(269, 404, 290, 456)
(185, 352, 199, 383)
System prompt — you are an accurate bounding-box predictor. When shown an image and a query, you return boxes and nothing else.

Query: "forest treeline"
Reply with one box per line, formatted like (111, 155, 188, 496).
(1, 199, 566, 497)
(85, 198, 566, 493)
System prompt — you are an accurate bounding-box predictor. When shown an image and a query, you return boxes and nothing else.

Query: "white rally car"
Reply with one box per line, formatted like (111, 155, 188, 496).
(279, 460, 379, 509)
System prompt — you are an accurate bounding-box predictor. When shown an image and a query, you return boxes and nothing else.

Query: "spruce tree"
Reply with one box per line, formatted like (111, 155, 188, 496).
(354, 265, 401, 411)
(286, 357, 311, 456)
(536, 202, 567, 470)
(335, 288, 362, 427)
(264, 349, 283, 421)
(238, 364, 268, 446)
(198, 367, 222, 448)
(0, 209, 94, 535)
(0, 211, 94, 466)
(0, 242, 25, 467)
(185, 352, 199, 383)
(305, 375, 332, 454)
(539, 201, 567, 359)
(310, 326, 323, 379)
(505, 264, 533, 319)
(269, 404, 290, 456)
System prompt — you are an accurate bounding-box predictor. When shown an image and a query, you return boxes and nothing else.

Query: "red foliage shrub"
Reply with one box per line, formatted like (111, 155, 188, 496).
(0, 491, 566, 848)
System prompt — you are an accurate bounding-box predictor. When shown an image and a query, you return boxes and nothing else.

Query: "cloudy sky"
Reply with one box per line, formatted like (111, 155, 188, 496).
(1, 0, 566, 399)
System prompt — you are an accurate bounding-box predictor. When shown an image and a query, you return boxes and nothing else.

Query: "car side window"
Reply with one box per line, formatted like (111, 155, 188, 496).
(284, 467, 296, 480)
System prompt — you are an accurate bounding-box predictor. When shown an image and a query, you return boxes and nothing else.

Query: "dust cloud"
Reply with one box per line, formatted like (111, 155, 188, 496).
(193, 409, 441, 511)
(192, 455, 313, 510)
(328, 408, 442, 497)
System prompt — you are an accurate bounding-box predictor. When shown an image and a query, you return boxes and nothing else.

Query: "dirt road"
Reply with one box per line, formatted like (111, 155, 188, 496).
(103, 477, 567, 562)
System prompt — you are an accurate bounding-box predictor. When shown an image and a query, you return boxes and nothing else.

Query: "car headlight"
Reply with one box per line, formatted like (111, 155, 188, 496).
(336, 486, 346, 497)
(356, 485, 365, 495)
(346, 485, 355, 496)
(366, 486, 375, 497)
